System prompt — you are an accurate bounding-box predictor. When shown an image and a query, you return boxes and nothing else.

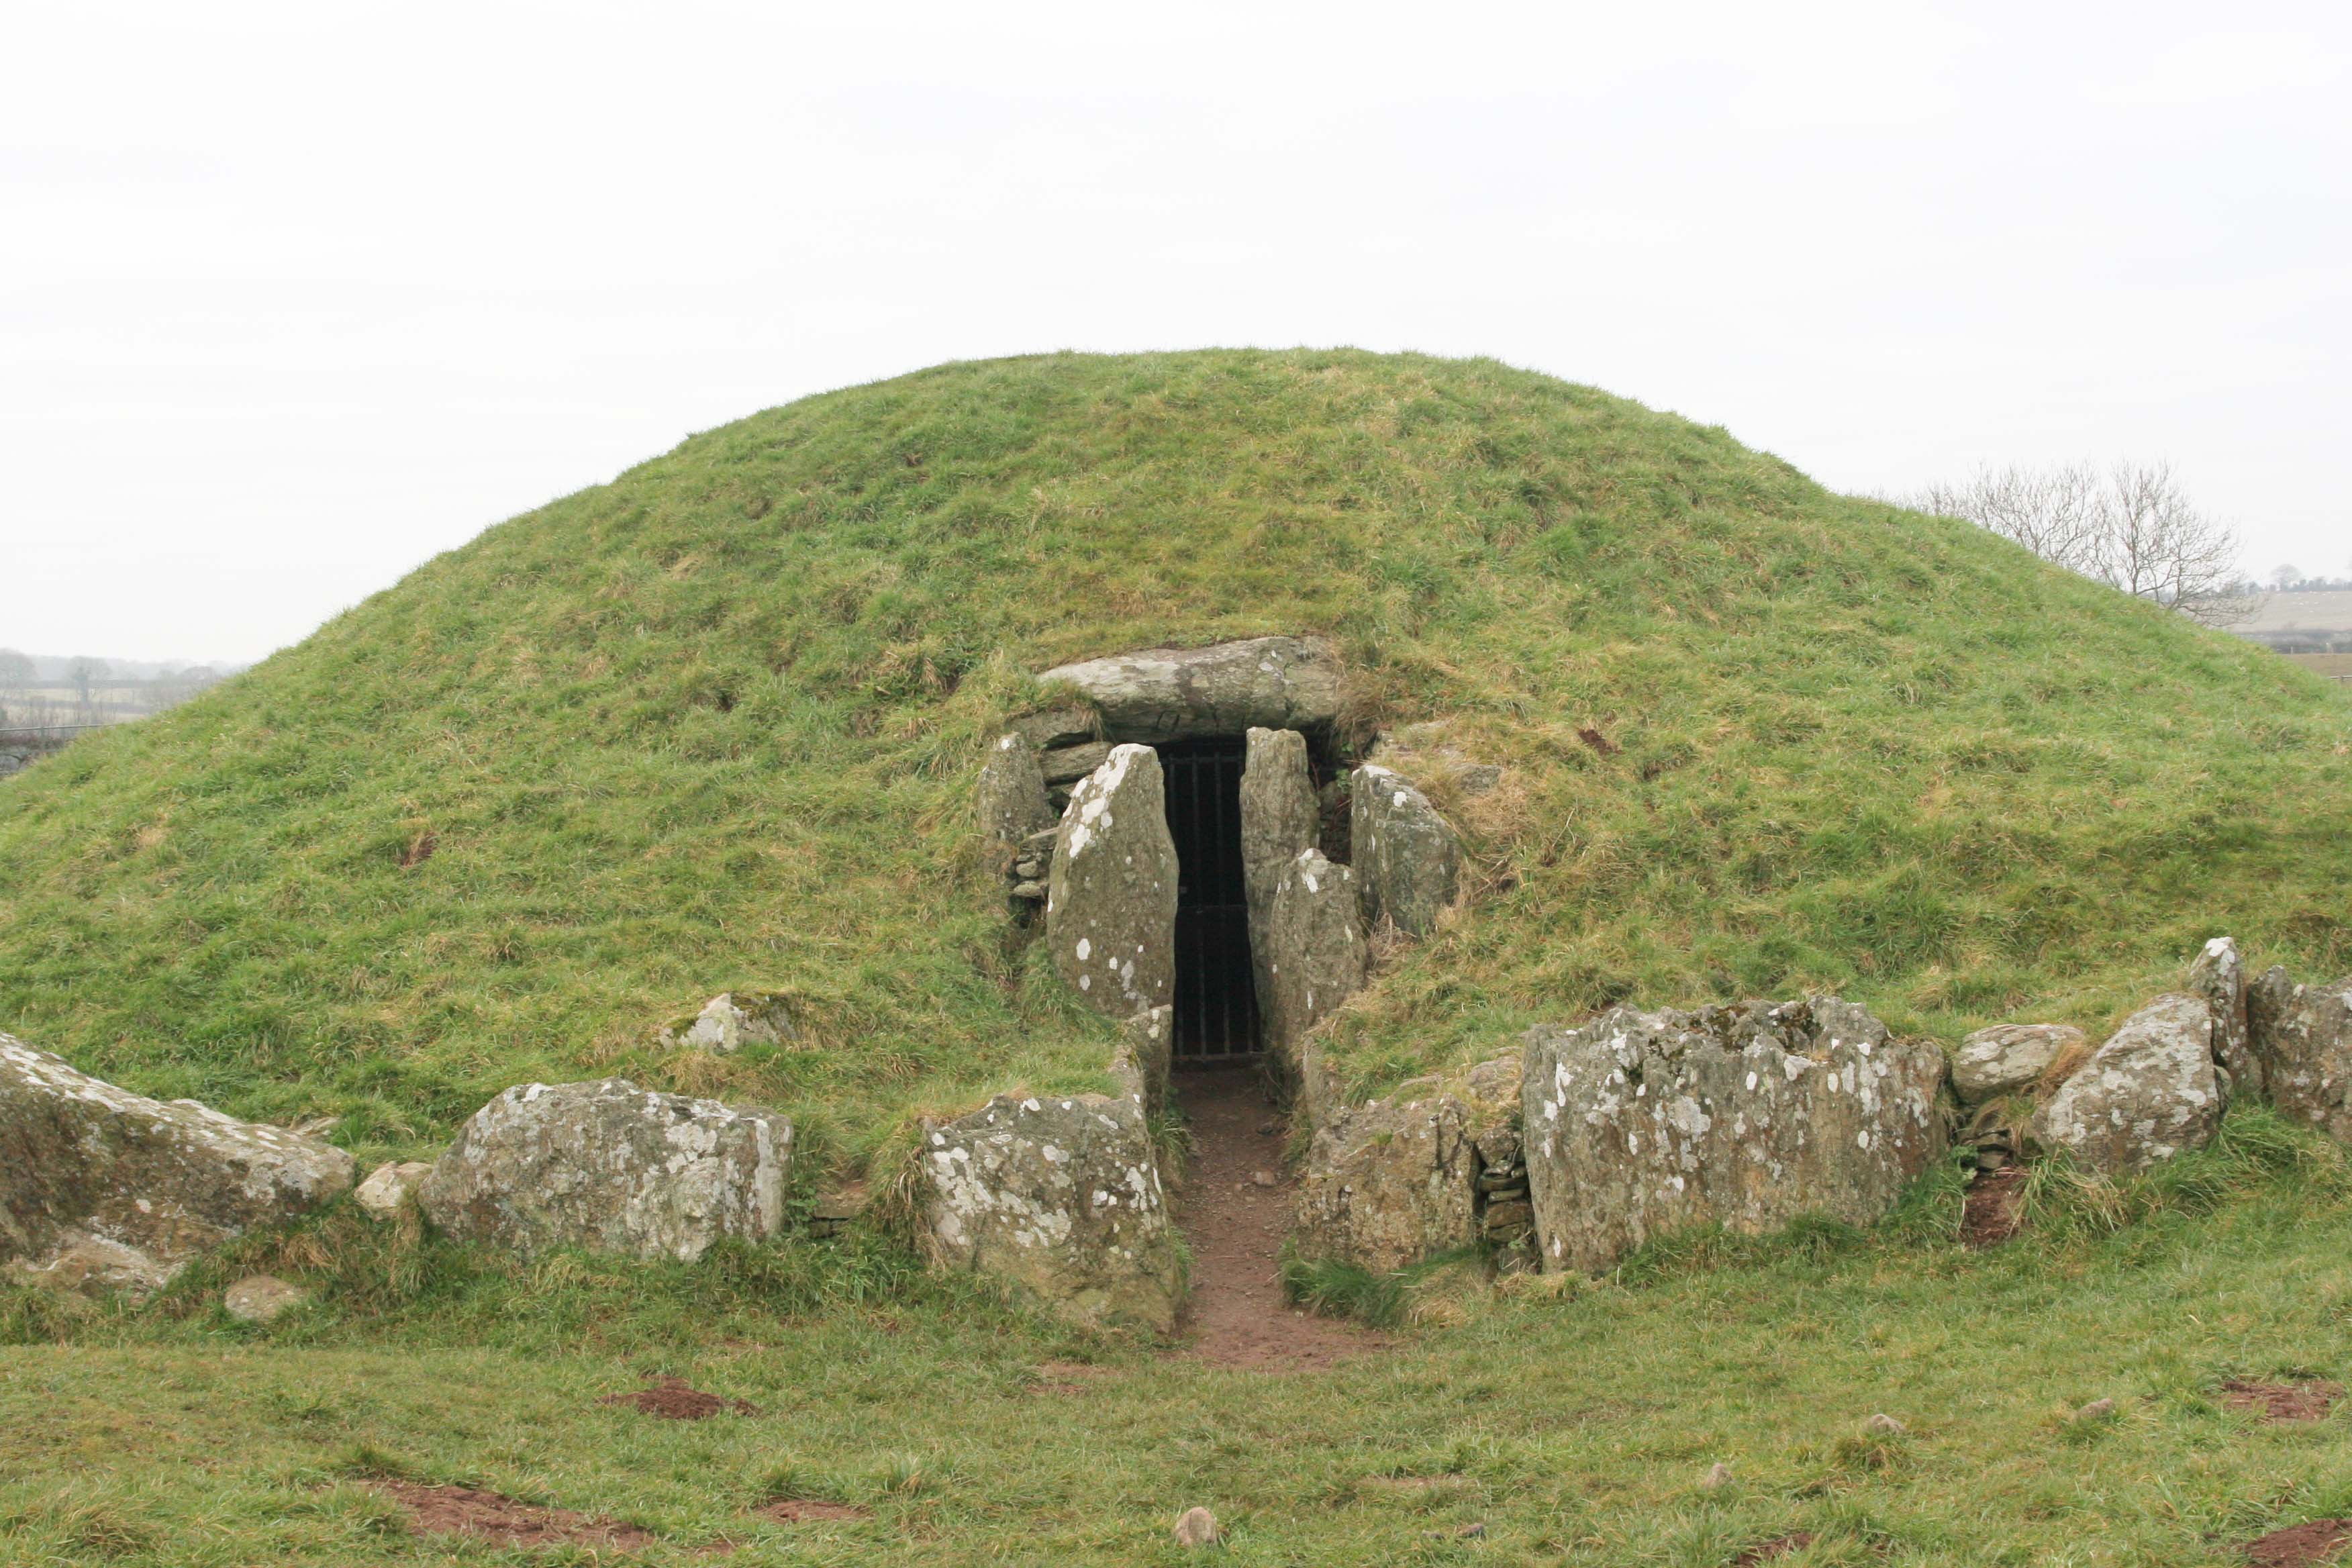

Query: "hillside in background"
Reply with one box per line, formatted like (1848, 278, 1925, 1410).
(1, 349, 2347, 1184)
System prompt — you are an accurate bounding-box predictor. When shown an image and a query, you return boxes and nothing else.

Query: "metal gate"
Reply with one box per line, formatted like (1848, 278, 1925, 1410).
(1159, 738, 1262, 1063)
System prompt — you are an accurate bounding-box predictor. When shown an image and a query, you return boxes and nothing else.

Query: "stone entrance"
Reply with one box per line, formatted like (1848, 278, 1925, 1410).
(1160, 737, 1261, 1063)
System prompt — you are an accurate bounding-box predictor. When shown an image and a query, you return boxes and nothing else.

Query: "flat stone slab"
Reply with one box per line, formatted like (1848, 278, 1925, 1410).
(1036, 636, 1343, 743)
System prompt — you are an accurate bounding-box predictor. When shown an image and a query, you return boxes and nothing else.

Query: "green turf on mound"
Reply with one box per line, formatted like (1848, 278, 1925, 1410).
(1, 349, 2346, 1184)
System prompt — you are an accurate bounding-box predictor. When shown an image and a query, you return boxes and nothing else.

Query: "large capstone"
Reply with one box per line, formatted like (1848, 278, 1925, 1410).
(1521, 998, 1948, 1275)
(2189, 936, 2258, 1099)
(920, 1090, 1183, 1332)
(2028, 993, 2221, 1175)
(1035, 636, 1343, 744)
(0, 1033, 355, 1295)
(2249, 969, 2352, 1144)
(419, 1079, 791, 1261)
(1350, 764, 1463, 936)
(1258, 849, 1369, 1089)
(1293, 1092, 1476, 1275)
(1047, 743, 1178, 1018)
(978, 732, 1057, 872)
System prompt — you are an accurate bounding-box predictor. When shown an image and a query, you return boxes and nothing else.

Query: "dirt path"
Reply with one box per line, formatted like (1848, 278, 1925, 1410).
(1174, 1065, 1387, 1371)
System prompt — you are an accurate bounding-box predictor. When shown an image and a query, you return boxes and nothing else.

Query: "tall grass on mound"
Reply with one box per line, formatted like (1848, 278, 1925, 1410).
(0, 350, 2346, 1182)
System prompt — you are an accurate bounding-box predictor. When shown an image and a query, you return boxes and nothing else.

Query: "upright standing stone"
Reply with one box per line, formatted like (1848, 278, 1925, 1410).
(919, 1090, 1184, 1332)
(1047, 744, 1178, 1018)
(2249, 970, 2352, 1143)
(1109, 1006, 1175, 1125)
(978, 733, 1056, 873)
(2189, 936, 2257, 1099)
(419, 1079, 792, 1261)
(1293, 1091, 1476, 1275)
(1239, 728, 1320, 1009)
(1258, 849, 1369, 1071)
(1521, 998, 1947, 1274)
(1351, 765, 1463, 935)
(2028, 994, 2221, 1174)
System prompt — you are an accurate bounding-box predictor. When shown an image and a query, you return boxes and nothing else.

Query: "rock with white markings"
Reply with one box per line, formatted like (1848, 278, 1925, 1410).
(1036, 636, 1342, 744)
(419, 1079, 791, 1261)
(354, 1161, 434, 1220)
(0, 1033, 355, 1297)
(1293, 1091, 1477, 1274)
(978, 732, 1057, 872)
(1521, 998, 1948, 1274)
(661, 991, 795, 1055)
(2028, 993, 2220, 1175)
(1257, 850, 1368, 1112)
(1240, 728, 1322, 1001)
(918, 1090, 1183, 1332)
(1351, 765, 1463, 936)
(2249, 968, 2352, 1144)
(2189, 936, 2257, 1099)
(1047, 744, 1178, 1020)
(1108, 1006, 1174, 1125)
(1951, 1024, 2085, 1104)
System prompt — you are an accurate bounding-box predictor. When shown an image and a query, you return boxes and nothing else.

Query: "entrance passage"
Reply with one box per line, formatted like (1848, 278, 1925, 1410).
(1159, 738, 1261, 1063)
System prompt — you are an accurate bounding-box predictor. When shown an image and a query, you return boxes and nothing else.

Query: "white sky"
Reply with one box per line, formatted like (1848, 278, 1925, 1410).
(4, 0, 2347, 665)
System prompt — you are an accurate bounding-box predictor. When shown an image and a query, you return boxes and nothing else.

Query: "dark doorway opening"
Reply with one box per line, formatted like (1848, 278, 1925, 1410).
(1159, 737, 1261, 1064)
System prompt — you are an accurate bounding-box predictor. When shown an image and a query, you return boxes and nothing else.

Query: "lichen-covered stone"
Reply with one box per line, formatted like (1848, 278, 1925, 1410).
(978, 732, 1057, 871)
(1047, 744, 1177, 1018)
(1035, 636, 1343, 743)
(224, 1274, 307, 1324)
(2247, 969, 2352, 1143)
(2189, 936, 2257, 1099)
(1239, 728, 1320, 1007)
(1258, 849, 1368, 1075)
(1951, 1024, 2085, 1104)
(1008, 705, 1099, 752)
(1351, 764, 1463, 935)
(1109, 1006, 1174, 1125)
(1039, 740, 1114, 785)
(920, 1090, 1183, 1332)
(419, 1079, 791, 1261)
(1522, 998, 1947, 1275)
(1293, 1092, 1477, 1274)
(354, 1160, 433, 1219)
(2028, 994, 2220, 1175)
(0, 1033, 355, 1296)
(660, 991, 795, 1055)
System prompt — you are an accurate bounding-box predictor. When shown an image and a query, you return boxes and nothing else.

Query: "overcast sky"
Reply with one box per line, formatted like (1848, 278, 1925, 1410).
(5, 1, 2347, 665)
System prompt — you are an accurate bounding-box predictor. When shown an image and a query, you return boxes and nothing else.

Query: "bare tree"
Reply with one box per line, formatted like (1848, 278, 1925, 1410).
(1909, 461, 2254, 626)
(64, 656, 110, 724)
(2270, 563, 2306, 591)
(0, 648, 32, 695)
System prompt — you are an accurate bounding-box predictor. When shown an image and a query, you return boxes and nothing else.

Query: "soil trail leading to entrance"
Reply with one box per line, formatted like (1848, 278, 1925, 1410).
(1175, 1065, 1387, 1370)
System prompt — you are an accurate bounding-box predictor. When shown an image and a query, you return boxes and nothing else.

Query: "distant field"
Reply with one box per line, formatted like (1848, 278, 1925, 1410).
(2243, 590, 2352, 635)
(2288, 653, 2352, 680)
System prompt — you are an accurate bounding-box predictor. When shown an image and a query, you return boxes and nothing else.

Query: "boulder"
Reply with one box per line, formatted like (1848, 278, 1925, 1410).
(354, 1161, 433, 1220)
(1951, 1024, 2085, 1104)
(1047, 744, 1178, 1019)
(2247, 969, 2352, 1143)
(1108, 1006, 1174, 1125)
(419, 1079, 791, 1261)
(0, 1034, 355, 1296)
(1257, 849, 1369, 1075)
(1350, 765, 1463, 935)
(1522, 998, 1948, 1274)
(2190, 936, 2257, 1099)
(1293, 1091, 1477, 1274)
(223, 1275, 308, 1324)
(1035, 636, 1344, 743)
(2028, 994, 2221, 1175)
(661, 991, 794, 1055)
(919, 1090, 1183, 1332)
(978, 732, 1057, 871)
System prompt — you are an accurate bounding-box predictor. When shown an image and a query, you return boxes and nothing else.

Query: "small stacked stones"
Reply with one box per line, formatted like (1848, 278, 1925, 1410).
(1007, 827, 1057, 912)
(1476, 1147, 1535, 1265)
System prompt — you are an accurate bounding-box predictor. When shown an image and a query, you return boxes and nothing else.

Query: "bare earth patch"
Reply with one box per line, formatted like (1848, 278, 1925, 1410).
(1732, 1532, 1817, 1565)
(2223, 1379, 2343, 1422)
(1175, 1066, 1389, 1371)
(2247, 1520, 2352, 1567)
(759, 1500, 871, 1523)
(1961, 1167, 2026, 1248)
(365, 1479, 667, 1552)
(600, 1375, 758, 1420)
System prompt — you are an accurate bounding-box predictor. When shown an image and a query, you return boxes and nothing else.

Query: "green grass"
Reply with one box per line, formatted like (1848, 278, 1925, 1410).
(1, 348, 2345, 1191)
(7, 1105, 2352, 1565)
